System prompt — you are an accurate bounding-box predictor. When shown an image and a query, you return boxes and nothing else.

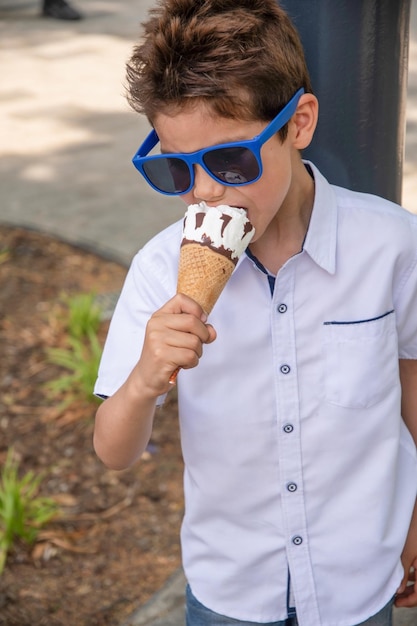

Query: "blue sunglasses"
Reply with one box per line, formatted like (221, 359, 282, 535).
(132, 88, 304, 196)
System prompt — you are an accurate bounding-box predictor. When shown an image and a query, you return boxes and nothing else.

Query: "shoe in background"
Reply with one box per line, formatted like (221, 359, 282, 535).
(42, 0, 83, 21)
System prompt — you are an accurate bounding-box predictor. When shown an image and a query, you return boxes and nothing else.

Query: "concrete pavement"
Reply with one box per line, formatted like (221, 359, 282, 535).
(2, 1, 417, 624)
(0, 0, 184, 267)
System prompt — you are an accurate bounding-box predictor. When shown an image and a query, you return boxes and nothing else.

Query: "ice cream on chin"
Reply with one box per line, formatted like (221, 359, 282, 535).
(177, 202, 255, 314)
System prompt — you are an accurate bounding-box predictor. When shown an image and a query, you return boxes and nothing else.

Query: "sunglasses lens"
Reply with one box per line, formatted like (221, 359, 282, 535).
(203, 147, 260, 185)
(143, 157, 191, 194)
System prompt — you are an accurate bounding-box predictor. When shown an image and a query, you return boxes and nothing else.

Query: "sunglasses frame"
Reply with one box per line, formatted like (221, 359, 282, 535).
(132, 88, 305, 196)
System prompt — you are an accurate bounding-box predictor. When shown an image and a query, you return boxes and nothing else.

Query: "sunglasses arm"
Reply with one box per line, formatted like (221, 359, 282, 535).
(135, 128, 160, 159)
(258, 87, 305, 144)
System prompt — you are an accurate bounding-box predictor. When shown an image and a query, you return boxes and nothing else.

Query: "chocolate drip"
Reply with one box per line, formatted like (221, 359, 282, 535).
(181, 238, 238, 265)
(243, 221, 253, 236)
(195, 212, 205, 229)
(220, 214, 232, 236)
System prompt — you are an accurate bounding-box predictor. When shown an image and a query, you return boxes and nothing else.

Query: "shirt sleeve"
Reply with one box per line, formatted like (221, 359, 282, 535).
(94, 231, 179, 400)
(395, 219, 417, 359)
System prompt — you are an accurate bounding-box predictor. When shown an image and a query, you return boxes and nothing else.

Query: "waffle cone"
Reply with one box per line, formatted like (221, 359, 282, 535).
(177, 243, 236, 314)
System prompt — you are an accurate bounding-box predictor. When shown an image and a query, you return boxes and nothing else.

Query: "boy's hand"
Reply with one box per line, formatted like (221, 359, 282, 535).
(134, 293, 217, 396)
(396, 493, 417, 608)
(396, 360, 417, 608)
(395, 555, 417, 607)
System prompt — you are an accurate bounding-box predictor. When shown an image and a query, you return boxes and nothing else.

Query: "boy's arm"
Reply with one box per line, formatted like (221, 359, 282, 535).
(93, 294, 216, 471)
(395, 358, 417, 607)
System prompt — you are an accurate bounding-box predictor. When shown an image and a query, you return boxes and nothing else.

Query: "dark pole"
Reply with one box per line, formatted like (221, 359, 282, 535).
(280, 0, 411, 204)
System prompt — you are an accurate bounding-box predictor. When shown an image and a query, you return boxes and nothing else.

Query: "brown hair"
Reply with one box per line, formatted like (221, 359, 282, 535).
(126, 0, 313, 139)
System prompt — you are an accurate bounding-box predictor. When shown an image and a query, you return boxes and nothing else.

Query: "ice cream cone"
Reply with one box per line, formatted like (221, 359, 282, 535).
(177, 243, 236, 314)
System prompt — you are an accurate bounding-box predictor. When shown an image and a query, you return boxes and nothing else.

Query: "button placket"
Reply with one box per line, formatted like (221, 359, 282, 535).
(272, 262, 313, 602)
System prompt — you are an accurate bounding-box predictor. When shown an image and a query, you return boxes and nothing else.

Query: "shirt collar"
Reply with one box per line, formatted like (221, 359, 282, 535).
(302, 161, 337, 275)
(239, 161, 338, 275)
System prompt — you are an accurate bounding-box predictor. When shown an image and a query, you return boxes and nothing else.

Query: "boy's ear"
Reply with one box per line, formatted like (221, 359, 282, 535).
(291, 93, 319, 150)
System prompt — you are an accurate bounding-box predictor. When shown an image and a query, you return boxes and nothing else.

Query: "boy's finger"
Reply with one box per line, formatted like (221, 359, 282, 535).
(161, 293, 208, 321)
(157, 312, 214, 344)
(395, 584, 417, 607)
(204, 324, 217, 344)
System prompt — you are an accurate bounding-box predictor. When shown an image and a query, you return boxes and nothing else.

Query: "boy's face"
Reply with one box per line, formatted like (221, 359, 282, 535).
(153, 103, 303, 247)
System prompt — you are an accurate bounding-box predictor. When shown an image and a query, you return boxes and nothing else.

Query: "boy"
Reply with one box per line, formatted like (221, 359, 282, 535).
(93, 1, 417, 624)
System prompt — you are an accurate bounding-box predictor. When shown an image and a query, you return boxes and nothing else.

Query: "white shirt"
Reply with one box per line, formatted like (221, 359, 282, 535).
(95, 163, 417, 626)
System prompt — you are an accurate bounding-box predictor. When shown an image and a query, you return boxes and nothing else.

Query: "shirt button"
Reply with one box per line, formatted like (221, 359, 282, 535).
(287, 482, 297, 492)
(278, 303, 287, 314)
(280, 364, 291, 375)
(292, 536, 303, 546)
(283, 424, 294, 433)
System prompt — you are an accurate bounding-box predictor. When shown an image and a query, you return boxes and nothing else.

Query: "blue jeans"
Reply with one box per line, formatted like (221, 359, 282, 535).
(185, 585, 394, 626)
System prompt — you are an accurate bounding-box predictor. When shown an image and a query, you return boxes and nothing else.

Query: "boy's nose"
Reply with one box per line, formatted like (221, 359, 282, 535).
(193, 164, 226, 203)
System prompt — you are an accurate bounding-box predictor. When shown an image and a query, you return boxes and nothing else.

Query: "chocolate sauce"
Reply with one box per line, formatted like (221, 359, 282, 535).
(220, 214, 232, 236)
(195, 212, 205, 229)
(180, 238, 237, 264)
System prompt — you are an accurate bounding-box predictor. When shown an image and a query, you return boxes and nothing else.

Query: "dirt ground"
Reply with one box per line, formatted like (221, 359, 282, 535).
(0, 225, 184, 626)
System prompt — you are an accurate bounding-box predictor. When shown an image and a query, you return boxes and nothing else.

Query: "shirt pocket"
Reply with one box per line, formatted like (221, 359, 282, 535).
(322, 310, 398, 409)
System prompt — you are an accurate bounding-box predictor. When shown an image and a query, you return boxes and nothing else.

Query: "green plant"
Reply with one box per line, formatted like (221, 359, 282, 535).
(0, 247, 10, 265)
(46, 330, 103, 404)
(45, 291, 104, 405)
(0, 449, 58, 574)
(65, 292, 101, 340)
